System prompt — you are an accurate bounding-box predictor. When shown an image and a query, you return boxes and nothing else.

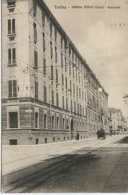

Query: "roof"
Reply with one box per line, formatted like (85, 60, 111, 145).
(38, 0, 108, 96)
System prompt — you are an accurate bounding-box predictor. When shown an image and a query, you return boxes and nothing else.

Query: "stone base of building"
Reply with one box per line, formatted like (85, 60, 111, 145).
(2, 130, 95, 145)
(2, 100, 98, 145)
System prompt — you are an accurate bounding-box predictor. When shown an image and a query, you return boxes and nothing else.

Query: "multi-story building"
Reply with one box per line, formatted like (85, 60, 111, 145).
(2, 0, 108, 145)
(123, 94, 128, 129)
(108, 108, 126, 134)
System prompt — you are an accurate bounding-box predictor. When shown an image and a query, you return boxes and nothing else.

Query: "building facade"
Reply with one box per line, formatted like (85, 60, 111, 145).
(2, 0, 108, 145)
(123, 95, 128, 130)
(108, 108, 126, 134)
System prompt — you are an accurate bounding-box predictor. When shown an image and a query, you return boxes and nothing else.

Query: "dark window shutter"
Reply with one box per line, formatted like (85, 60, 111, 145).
(9, 112, 18, 128)
(8, 80, 12, 97)
(35, 81, 38, 99)
(33, 23, 37, 44)
(12, 19, 15, 34)
(13, 80, 17, 97)
(8, 49, 11, 64)
(34, 51, 38, 68)
(12, 48, 16, 63)
(8, 19, 11, 34)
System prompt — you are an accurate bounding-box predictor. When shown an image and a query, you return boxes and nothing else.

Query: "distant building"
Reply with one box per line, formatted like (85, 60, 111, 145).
(108, 108, 126, 134)
(123, 94, 128, 129)
(2, 0, 108, 145)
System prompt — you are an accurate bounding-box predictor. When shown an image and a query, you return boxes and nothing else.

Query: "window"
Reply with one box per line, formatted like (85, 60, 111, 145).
(36, 138, 39, 144)
(51, 90, 54, 105)
(76, 86, 78, 99)
(43, 33, 45, 52)
(44, 85, 47, 103)
(69, 62, 71, 75)
(8, 80, 17, 97)
(33, 23, 37, 44)
(56, 93, 59, 107)
(62, 74, 64, 86)
(9, 112, 18, 128)
(63, 118, 65, 129)
(65, 77, 67, 91)
(69, 46, 71, 57)
(56, 69, 58, 84)
(33, 0, 37, 17)
(53, 137, 55, 142)
(61, 53, 63, 67)
(71, 100, 73, 112)
(35, 81, 38, 99)
(8, 19, 15, 35)
(55, 47, 57, 63)
(8, 48, 16, 65)
(9, 139, 17, 145)
(44, 138, 47, 143)
(79, 88, 81, 99)
(55, 28, 57, 42)
(42, 12, 45, 27)
(51, 66, 53, 81)
(50, 21, 52, 37)
(73, 84, 75, 96)
(51, 116, 54, 129)
(62, 96, 64, 109)
(66, 119, 69, 129)
(73, 65, 76, 79)
(61, 37, 63, 49)
(66, 98, 68, 110)
(74, 102, 76, 113)
(35, 112, 39, 128)
(56, 117, 59, 128)
(70, 80, 72, 95)
(34, 50, 38, 68)
(65, 57, 67, 72)
(50, 41, 53, 58)
(44, 114, 47, 128)
(43, 58, 46, 76)
(64, 40, 67, 51)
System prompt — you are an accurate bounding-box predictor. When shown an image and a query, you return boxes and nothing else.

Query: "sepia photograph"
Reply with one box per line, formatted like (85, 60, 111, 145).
(1, 0, 128, 193)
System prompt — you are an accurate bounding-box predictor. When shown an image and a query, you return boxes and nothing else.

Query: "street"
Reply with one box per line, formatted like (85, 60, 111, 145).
(31, 137, 128, 193)
(3, 135, 128, 193)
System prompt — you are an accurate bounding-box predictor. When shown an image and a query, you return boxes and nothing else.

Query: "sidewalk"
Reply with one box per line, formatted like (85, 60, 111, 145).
(2, 135, 125, 176)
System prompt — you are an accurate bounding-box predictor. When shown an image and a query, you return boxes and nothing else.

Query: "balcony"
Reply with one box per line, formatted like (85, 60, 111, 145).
(8, 33, 16, 41)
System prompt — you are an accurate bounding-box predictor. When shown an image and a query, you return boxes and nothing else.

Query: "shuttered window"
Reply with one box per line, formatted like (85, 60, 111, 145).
(8, 19, 15, 34)
(34, 50, 38, 68)
(8, 48, 16, 65)
(9, 112, 18, 128)
(44, 85, 47, 103)
(35, 81, 38, 99)
(33, 23, 37, 44)
(8, 80, 17, 97)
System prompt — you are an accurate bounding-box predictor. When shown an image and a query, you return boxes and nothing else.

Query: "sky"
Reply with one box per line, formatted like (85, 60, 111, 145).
(44, 0, 128, 115)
